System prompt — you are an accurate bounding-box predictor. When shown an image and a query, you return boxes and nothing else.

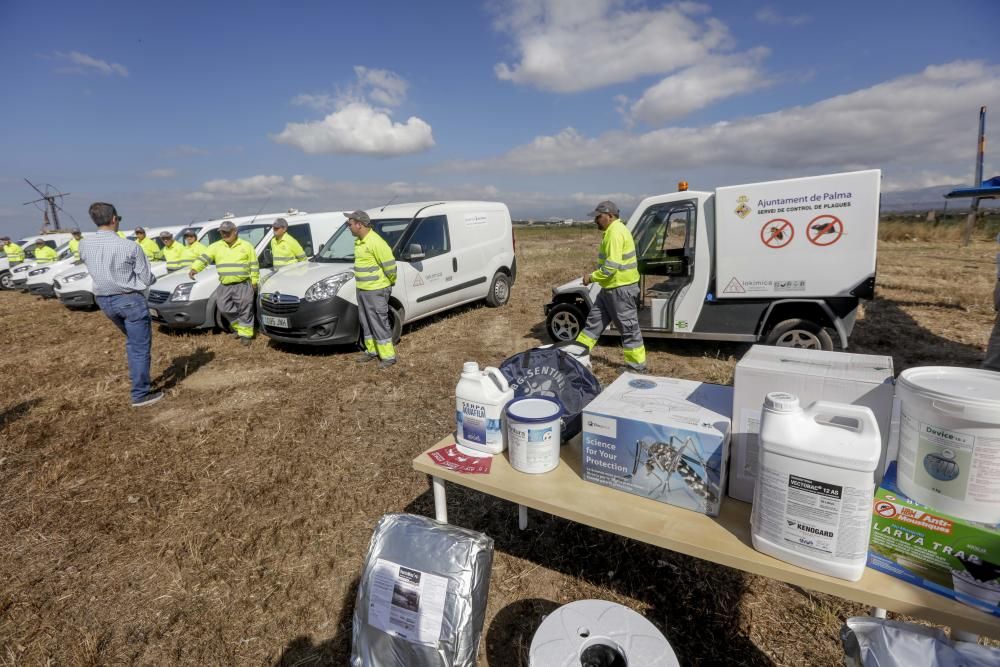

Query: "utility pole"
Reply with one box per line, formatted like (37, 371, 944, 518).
(961, 106, 986, 246)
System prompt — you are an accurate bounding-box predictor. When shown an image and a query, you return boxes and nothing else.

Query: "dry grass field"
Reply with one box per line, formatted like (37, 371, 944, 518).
(1, 224, 998, 666)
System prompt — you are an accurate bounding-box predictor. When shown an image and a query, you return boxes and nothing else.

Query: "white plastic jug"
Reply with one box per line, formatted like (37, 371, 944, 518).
(455, 361, 514, 455)
(750, 392, 881, 582)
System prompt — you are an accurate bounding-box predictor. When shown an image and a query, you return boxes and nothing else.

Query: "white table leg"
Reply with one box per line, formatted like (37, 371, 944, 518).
(432, 476, 448, 524)
(518, 504, 528, 530)
(871, 607, 887, 619)
(952, 629, 980, 643)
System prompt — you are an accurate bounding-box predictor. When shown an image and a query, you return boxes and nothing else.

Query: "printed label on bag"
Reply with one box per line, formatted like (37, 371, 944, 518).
(367, 558, 448, 647)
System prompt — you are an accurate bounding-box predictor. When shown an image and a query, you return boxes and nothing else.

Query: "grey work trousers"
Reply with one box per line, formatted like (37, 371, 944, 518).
(357, 287, 396, 360)
(580, 282, 645, 354)
(984, 281, 1000, 372)
(217, 281, 255, 338)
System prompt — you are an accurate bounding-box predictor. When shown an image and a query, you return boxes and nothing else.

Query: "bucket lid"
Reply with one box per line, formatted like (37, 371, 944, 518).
(506, 397, 562, 423)
(898, 367, 1000, 410)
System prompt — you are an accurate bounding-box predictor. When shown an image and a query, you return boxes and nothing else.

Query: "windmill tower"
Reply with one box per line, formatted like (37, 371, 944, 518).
(22, 179, 76, 233)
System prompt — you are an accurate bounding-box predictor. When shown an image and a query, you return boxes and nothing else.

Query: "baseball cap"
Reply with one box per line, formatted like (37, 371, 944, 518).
(159, 231, 173, 239)
(588, 200, 619, 217)
(35, 238, 45, 244)
(272, 218, 288, 229)
(70, 227, 81, 234)
(134, 227, 146, 234)
(344, 210, 371, 225)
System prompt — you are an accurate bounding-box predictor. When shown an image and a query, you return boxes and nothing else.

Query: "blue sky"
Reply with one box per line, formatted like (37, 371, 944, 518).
(1, 0, 998, 236)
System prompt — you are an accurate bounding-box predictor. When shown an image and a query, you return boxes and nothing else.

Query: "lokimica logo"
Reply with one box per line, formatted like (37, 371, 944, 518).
(585, 414, 617, 438)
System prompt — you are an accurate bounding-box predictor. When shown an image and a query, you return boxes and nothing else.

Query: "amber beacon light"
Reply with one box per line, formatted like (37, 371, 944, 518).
(677, 180, 689, 191)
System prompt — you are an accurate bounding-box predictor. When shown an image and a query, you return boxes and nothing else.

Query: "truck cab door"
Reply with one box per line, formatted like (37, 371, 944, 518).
(396, 214, 455, 319)
(631, 199, 697, 331)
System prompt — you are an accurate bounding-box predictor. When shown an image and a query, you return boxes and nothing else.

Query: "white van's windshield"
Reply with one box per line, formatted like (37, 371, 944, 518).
(204, 224, 271, 248)
(313, 219, 410, 263)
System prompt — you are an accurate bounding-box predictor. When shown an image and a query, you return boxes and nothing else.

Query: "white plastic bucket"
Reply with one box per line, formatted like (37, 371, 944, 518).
(895, 366, 1000, 524)
(506, 397, 563, 474)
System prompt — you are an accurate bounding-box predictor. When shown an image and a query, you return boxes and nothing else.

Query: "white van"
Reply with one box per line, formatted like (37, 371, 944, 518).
(10, 234, 76, 290)
(147, 210, 341, 330)
(257, 201, 516, 346)
(0, 237, 35, 290)
(50, 224, 193, 307)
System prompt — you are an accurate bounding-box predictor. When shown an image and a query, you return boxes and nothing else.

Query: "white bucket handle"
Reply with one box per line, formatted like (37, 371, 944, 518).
(809, 401, 879, 436)
(483, 366, 510, 393)
(930, 399, 966, 416)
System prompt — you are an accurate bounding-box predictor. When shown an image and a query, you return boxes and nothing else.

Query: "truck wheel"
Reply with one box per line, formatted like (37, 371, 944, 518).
(765, 318, 834, 351)
(486, 271, 511, 307)
(0, 272, 12, 290)
(546, 303, 586, 342)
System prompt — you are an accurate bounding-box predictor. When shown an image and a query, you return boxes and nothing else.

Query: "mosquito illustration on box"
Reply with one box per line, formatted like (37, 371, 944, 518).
(627, 435, 719, 513)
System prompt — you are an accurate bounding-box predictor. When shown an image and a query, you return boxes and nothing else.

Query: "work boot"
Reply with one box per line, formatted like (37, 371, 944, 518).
(626, 362, 648, 374)
(239, 337, 252, 347)
(378, 358, 397, 370)
(356, 352, 378, 363)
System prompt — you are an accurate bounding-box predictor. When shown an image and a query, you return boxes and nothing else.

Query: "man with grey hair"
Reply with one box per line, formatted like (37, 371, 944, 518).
(79, 202, 162, 407)
(347, 210, 398, 368)
(188, 220, 259, 345)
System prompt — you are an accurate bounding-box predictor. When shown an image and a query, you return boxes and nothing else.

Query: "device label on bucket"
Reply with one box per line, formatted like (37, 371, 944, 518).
(898, 410, 1000, 505)
(368, 558, 448, 647)
(758, 468, 872, 561)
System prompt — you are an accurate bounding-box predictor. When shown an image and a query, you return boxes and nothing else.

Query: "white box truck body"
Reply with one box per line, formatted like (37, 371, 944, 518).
(545, 170, 881, 350)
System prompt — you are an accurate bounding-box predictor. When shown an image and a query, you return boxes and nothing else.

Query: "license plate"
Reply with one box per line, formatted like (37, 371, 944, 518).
(148, 308, 160, 318)
(262, 314, 290, 328)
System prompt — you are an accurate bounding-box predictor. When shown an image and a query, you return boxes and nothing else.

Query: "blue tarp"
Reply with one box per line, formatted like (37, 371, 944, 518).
(945, 176, 1000, 199)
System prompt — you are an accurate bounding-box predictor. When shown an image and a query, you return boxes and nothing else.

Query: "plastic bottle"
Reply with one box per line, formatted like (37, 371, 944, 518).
(455, 361, 514, 454)
(750, 392, 881, 582)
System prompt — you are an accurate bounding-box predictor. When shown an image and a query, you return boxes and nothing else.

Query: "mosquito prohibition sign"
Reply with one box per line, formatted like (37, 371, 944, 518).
(807, 215, 844, 246)
(760, 219, 794, 249)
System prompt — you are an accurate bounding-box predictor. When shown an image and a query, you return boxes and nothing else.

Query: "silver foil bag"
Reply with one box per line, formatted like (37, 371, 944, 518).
(351, 513, 494, 667)
(841, 617, 1000, 667)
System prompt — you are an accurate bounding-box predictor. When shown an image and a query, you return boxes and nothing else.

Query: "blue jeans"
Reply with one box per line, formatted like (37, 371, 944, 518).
(96, 292, 153, 402)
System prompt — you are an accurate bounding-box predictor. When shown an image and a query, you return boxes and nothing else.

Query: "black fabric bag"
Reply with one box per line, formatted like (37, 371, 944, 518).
(498, 346, 602, 441)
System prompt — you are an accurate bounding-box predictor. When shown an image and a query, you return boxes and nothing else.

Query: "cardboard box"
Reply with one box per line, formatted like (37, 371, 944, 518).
(868, 462, 1000, 618)
(729, 345, 894, 503)
(581, 373, 732, 516)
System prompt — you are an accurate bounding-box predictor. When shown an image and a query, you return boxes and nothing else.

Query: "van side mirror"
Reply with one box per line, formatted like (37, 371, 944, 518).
(405, 243, 425, 261)
(259, 247, 273, 269)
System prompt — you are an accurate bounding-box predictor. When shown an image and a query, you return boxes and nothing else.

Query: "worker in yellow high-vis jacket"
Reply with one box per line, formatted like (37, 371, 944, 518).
(134, 227, 163, 261)
(574, 200, 647, 373)
(68, 228, 83, 259)
(31, 239, 58, 264)
(159, 231, 190, 272)
(181, 229, 208, 262)
(188, 220, 259, 346)
(1, 237, 25, 264)
(269, 218, 307, 268)
(347, 210, 398, 369)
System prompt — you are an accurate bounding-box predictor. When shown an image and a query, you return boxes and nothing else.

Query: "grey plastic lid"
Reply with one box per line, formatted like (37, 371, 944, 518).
(898, 366, 1000, 409)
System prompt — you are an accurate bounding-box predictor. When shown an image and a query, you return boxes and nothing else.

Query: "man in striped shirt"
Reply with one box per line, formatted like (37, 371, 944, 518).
(79, 202, 163, 407)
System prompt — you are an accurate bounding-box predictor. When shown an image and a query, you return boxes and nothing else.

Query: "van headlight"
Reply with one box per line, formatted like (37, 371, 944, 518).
(62, 271, 89, 283)
(28, 267, 50, 276)
(13, 264, 31, 274)
(304, 272, 352, 302)
(170, 283, 195, 302)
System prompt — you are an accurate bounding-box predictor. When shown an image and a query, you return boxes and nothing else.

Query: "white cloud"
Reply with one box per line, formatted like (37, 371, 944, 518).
(146, 168, 176, 179)
(755, 7, 811, 26)
(354, 66, 409, 107)
(881, 171, 967, 193)
(492, 0, 731, 93)
(53, 51, 129, 77)
(272, 102, 435, 156)
(291, 93, 337, 112)
(628, 50, 770, 124)
(449, 61, 1000, 176)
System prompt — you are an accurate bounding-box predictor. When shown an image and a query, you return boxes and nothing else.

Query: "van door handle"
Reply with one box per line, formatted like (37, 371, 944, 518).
(452, 258, 457, 272)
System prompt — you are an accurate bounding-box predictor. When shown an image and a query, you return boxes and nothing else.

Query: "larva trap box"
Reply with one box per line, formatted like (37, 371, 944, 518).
(868, 462, 1000, 618)
(581, 373, 732, 516)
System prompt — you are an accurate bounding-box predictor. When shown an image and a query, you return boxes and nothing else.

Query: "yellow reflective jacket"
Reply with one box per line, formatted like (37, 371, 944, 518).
(270, 234, 307, 267)
(590, 219, 639, 289)
(68, 238, 81, 259)
(354, 230, 396, 291)
(137, 237, 163, 261)
(191, 238, 260, 286)
(33, 245, 58, 264)
(162, 242, 190, 272)
(183, 241, 208, 261)
(3, 242, 25, 264)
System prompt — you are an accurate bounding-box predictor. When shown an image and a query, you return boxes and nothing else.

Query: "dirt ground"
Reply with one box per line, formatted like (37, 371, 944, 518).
(1, 228, 997, 666)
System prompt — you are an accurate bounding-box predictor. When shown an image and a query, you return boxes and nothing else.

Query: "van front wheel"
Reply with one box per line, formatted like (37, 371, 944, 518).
(0, 272, 12, 290)
(486, 271, 511, 307)
(765, 318, 834, 351)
